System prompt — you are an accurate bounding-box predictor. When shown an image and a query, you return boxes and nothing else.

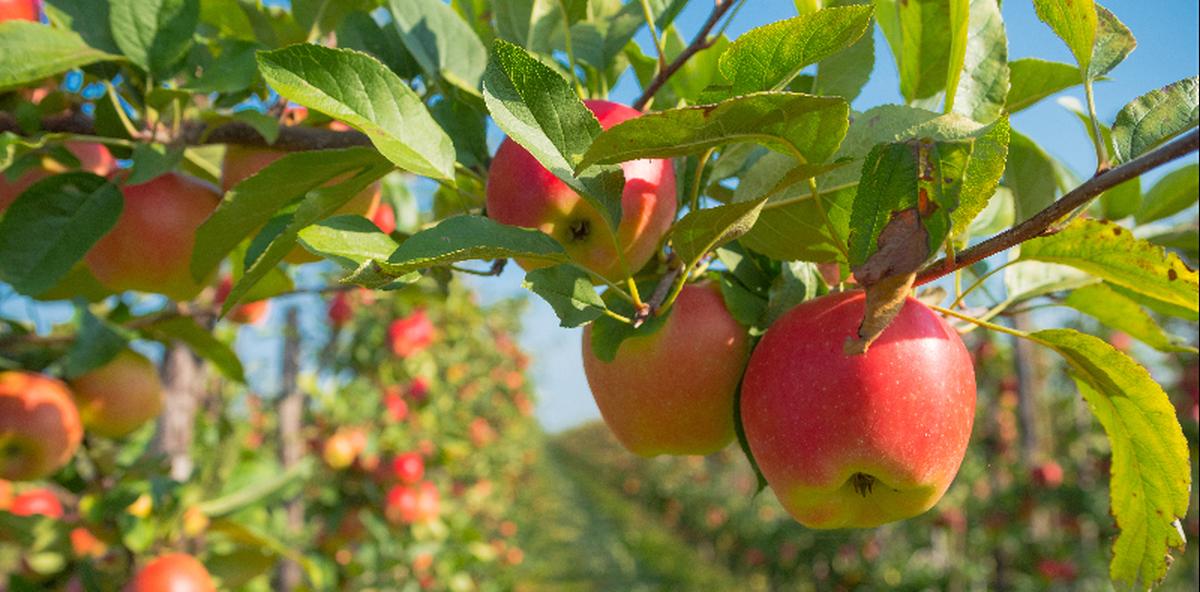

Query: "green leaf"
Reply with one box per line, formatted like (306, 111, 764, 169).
(191, 148, 392, 282)
(764, 261, 829, 327)
(1111, 76, 1199, 163)
(230, 111, 281, 145)
(1026, 329, 1190, 588)
(1006, 58, 1085, 113)
(1088, 4, 1136, 81)
(1003, 260, 1096, 305)
(950, 116, 1010, 236)
(876, 0, 955, 102)
(579, 93, 850, 169)
(587, 283, 670, 363)
(197, 458, 314, 517)
(62, 311, 127, 380)
(43, 0, 122, 54)
(256, 44, 455, 181)
(0, 21, 120, 91)
(225, 163, 392, 313)
(846, 142, 920, 267)
(715, 5, 873, 96)
(482, 39, 625, 230)
(109, 0, 199, 78)
(296, 215, 400, 271)
(671, 198, 769, 267)
(0, 173, 121, 297)
(1019, 218, 1199, 313)
(811, 1, 875, 102)
(1137, 164, 1199, 225)
(522, 265, 607, 328)
(943, 0, 969, 114)
(1032, 0, 1098, 75)
(948, 0, 1008, 123)
(735, 161, 855, 262)
(1062, 283, 1197, 353)
(382, 215, 567, 276)
(125, 143, 184, 185)
(1005, 130, 1062, 222)
(335, 11, 419, 79)
(388, 0, 486, 93)
(141, 316, 244, 382)
(1098, 175, 1141, 221)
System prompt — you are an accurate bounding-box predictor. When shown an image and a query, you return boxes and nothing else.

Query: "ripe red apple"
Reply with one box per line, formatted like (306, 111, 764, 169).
(70, 527, 106, 558)
(215, 276, 270, 325)
(7, 488, 62, 518)
(221, 145, 381, 264)
(740, 291, 976, 529)
(391, 452, 424, 484)
(0, 142, 115, 212)
(385, 481, 440, 525)
(0, 371, 82, 481)
(127, 553, 216, 592)
(0, 0, 38, 23)
(372, 202, 397, 234)
(327, 291, 354, 327)
(389, 310, 435, 357)
(1030, 461, 1064, 488)
(84, 172, 220, 301)
(408, 377, 431, 403)
(486, 100, 677, 280)
(383, 388, 408, 422)
(581, 283, 749, 455)
(68, 349, 163, 439)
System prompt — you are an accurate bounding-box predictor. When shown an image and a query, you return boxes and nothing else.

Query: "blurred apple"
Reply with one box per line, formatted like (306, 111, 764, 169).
(392, 452, 424, 484)
(69, 349, 163, 439)
(0, 371, 82, 481)
(8, 488, 62, 518)
(127, 553, 216, 592)
(389, 310, 435, 357)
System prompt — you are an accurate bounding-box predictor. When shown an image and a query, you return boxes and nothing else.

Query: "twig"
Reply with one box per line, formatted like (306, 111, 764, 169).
(915, 127, 1200, 286)
(632, 0, 737, 111)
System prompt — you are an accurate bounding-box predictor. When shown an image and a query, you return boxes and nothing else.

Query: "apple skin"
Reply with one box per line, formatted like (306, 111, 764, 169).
(740, 291, 976, 529)
(215, 276, 270, 325)
(0, 142, 115, 213)
(327, 291, 354, 327)
(1031, 461, 1064, 488)
(372, 202, 397, 234)
(127, 553, 216, 592)
(385, 481, 440, 525)
(389, 310, 435, 357)
(84, 172, 220, 302)
(0, 371, 82, 481)
(8, 488, 62, 518)
(221, 145, 382, 264)
(68, 349, 164, 439)
(0, 0, 38, 22)
(391, 452, 424, 484)
(486, 100, 677, 280)
(582, 283, 749, 456)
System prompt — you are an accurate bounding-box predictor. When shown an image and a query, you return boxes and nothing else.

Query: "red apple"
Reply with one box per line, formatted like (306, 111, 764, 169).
(582, 283, 749, 455)
(486, 100, 677, 280)
(69, 349, 163, 439)
(7, 488, 62, 518)
(1030, 461, 1064, 489)
(383, 388, 408, 422)
(221, 145, 382, 264)
(372, 202, 397, 234)
(327, 291, 354, 327)
(0, 142, 114, 212)
(385, 481, 440, 524)
(391, 452, 424, 484)
(215, 276, 270, 325)
(70, 527, 106, 558)
(127, 553, 216, 592)
(0, 0, 38, 21)
(0, 371, 82, 481)
(1037, 559, 1078, 582)
(468, 417, 496, 448)
(84, 172, 220, 301)
(740, 291, 976, 529)
(389, 310, 435, 357)
(408, 377, 431, 403)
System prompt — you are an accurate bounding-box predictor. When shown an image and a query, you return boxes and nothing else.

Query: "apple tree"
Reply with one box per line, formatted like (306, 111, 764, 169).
(0, 0, 1197, 589)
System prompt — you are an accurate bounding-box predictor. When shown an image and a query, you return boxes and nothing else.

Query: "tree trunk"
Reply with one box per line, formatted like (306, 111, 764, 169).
(155, 344, 204, 481)
(275, 308, 305, 591)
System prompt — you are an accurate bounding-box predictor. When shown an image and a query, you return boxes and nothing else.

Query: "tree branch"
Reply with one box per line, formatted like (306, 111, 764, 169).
(632, 0, 737, 111)
(915, 127, 1200, 286)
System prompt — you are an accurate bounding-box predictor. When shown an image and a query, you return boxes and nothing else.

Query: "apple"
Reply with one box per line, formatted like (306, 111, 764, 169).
(383, 387, 408, 422)
(372, 202, 397, 234)
(581, 283, 749, 456)
(8, 488, 62, 518)
(70, 527, 106, 558)
(740, 291, 976, 529)
(385, 481, 440, 525)
(215, 276, 270, 325)
(327, 291, 354, 327)
(323, 429, 366, 470)
(391, 452, 424, 484)
(408, 377, 431, 403)
(127, 553, 216, 592)
(84, 172, 220, 301)
(486, 100, 677, 280)
(0, 0, 38, 21)
(1037, 559, 1078, 582)
(69, 349, 164, 439)
(0, 371, 82, 481)
(1, 142, 115, 213)
(1030, 461, 1064, 488)
(221, 145, 382, 264)
(389, 310, 435, 357)
(469, 417, 496, 448)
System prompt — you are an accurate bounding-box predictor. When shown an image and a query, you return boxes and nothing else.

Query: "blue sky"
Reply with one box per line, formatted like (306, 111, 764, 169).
(2, 1, 1196, 432)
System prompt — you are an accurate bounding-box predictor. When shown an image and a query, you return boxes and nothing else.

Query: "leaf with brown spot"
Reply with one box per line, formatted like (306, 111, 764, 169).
(845, 209, 928, 353)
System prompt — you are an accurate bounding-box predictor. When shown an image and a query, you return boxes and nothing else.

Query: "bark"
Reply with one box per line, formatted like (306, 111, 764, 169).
(155, 344, 205, 481)
(274, 308, 305, 591)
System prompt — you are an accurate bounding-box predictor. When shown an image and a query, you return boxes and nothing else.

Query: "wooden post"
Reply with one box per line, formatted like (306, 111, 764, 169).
(156, 344, 204, 481)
